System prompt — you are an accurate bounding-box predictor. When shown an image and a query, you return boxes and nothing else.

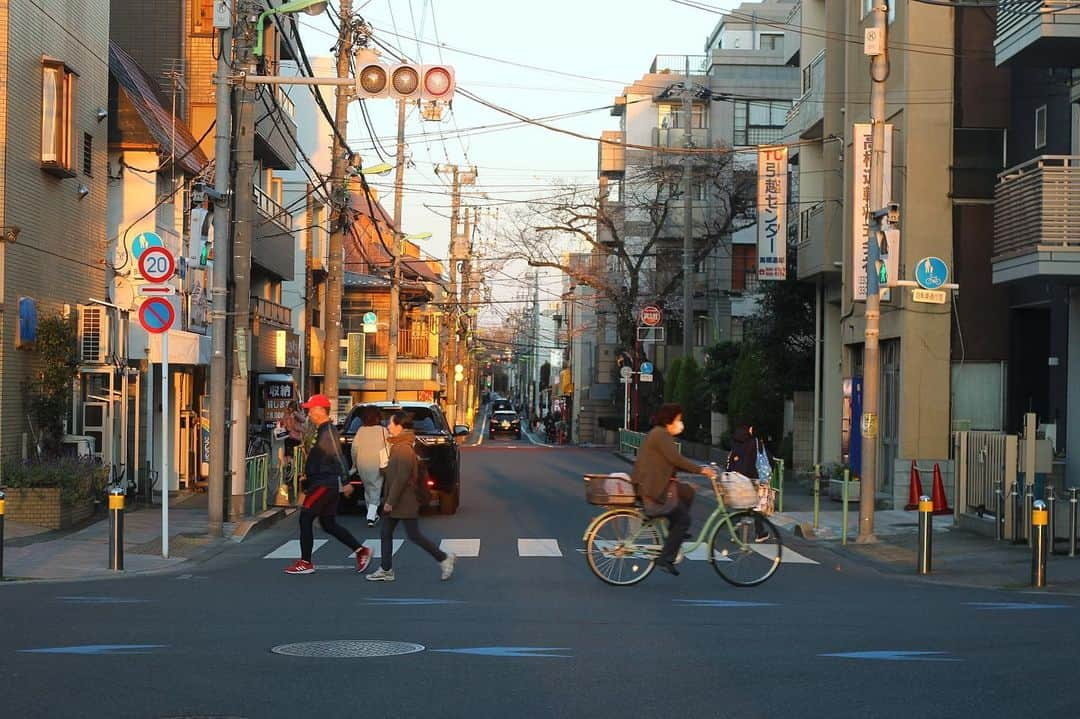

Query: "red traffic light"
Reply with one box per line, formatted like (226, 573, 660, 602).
(421, 65, 455, 100)
(355, 62, 455, 102)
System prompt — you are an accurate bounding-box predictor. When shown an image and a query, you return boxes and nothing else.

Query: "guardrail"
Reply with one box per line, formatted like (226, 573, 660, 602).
(619, 429, 682, 457)
(245, 453, 269, 516)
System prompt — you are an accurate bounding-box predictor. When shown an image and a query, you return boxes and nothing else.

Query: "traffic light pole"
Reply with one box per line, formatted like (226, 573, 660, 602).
(322, 0, 354, 419)
(681, 54, 695, 358)
(858, 3, 889, 544)
(387, 99, 407, 403)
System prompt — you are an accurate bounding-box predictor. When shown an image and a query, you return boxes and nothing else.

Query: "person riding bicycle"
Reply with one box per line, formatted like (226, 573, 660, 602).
(630, 403, 717, 576)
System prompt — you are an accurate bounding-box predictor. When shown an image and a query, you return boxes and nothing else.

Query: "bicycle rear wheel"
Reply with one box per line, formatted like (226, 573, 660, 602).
(709, 511, 782, 587)
(585, 510, 662, 586)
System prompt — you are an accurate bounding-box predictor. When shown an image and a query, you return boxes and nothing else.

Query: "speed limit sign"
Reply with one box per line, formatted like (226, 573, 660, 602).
(138, 246, 176, 283)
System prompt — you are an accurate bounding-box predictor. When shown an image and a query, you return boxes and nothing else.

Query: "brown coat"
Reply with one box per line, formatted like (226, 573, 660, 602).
(630, 426, 703, 502)
(383, 430, 420, 518)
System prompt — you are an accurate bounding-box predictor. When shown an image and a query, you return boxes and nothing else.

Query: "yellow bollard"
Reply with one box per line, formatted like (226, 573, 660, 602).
(1032, 500, 1048, 588)
(918, 496, 934, 575)
(109, 488, 125, 571)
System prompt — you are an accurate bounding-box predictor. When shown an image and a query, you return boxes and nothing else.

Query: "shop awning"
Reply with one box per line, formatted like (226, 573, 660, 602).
(128, 325, 211, 365)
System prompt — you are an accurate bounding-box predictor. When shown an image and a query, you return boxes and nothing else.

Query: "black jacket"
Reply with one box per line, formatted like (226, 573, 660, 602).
(727, 426, 759, 479)
(304, 421, 346, 489)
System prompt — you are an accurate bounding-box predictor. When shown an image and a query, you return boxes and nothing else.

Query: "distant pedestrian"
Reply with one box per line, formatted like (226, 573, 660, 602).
(282, 400, 305, 458)
(351, 404, 389, 527)
(284, 394, 373, 575)
(367, 411, 456, 582)
(726, 424, 770, 542)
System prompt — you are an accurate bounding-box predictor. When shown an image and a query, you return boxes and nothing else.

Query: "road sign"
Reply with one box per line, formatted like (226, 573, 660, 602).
(363, 311, 377, 334)
(137, 285, 176, 297)
(640, 361, 654, 375)
(138, 246, 176, 283)
(637, 326, 665, 343)
(138, 297, 175, 335)
(641, 305, 662, 327)
(619, 366, 633, 380)
(131, 231, 163, 261)
(915, 257, 948, 290)
(912, 289, 946, 305)
(639, 374, 654, 383)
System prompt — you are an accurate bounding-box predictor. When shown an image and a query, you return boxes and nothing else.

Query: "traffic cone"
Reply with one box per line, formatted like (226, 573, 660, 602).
(904, 460, 924, 511)
(930, 463, 952, 516)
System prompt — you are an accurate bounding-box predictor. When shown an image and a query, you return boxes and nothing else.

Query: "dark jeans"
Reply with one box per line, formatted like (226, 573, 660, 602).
(298, 485, 362, 562)
(381, 517, 447, 570)
(658, 482, 696, 564)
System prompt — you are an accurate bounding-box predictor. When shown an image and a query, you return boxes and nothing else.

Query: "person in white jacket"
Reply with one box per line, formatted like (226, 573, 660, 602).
(351, 405, 389, 527)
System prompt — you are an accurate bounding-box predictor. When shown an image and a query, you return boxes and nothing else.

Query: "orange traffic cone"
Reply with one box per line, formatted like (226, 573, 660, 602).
(930, 463, 952, 516)
(904, 460, 924, 511)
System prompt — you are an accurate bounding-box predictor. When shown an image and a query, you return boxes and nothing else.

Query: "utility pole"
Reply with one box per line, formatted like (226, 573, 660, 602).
(387, 99, 407, 402)
(228, 0, 258, 519)
(456, 207, 472, 421)
(445, 165, 460, 427)
(208, 6, 233, 536)
(533, 271, 540, 419)
(322, 0, 354, 420)
(681, 53, 695, 358)
(858, 2, 889, 544)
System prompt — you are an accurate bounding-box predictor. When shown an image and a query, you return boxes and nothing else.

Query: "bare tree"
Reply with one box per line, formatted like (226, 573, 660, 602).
(496, 151, 754, 350)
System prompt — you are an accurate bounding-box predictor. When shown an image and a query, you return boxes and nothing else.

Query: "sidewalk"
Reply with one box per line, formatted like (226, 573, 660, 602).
(1, 493, 291, 583)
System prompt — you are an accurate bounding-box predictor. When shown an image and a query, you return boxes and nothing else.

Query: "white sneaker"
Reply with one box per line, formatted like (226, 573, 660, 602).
(366, 568, 395, 582)
(440, 553, 457, 581)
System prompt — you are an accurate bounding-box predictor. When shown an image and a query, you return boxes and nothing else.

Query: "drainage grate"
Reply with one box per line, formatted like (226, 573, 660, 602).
(270, 640, 426, 658)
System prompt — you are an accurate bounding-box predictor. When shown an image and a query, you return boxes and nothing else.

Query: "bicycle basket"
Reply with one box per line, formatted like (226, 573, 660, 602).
(585, 473, 637, 506)
(719, 472, 759, 510)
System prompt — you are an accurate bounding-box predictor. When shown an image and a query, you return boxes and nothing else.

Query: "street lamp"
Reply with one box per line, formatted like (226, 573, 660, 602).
(253, 0, 328, 58)
(387, 230, 432, 402)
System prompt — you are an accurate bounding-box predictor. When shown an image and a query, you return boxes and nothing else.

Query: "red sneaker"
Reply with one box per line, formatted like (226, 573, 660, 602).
(284, 559, 314, 575)
(355, 546, 373, 573)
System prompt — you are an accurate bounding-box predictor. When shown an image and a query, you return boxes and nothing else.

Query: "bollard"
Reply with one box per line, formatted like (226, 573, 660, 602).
(1047, 485, 1058, 554)
(1031, 500, 1048, 588)
(0, 488, 5, 579)
(841, 468, 850, 546)
(917, 495, 934, 575)
(777, 459, 785, 513)
(994, 479, 1005, 541)
(108, 487, 125, 571)
(1069, 488, 1079, 558)
(1025, 484, 1035, 547)
(1011, 480, 1023, 544)
(813, 464, 821, 530)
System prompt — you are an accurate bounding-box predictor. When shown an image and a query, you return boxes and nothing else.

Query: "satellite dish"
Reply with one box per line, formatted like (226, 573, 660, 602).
(110, 276, 136, 310)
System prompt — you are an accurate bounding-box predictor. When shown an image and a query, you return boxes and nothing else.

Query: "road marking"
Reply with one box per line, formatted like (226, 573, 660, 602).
(681, 542, 711, 561)
(821, 651, 960, 662)
(264, 539, 326, 559)
(433, 646, 571, 658)
(356, 539, 404, 558)
(753, 544, 819, 564)
(440, 538, 480, 557)
(966, 602, 1069, 611)
(363, 598, 462, 606)
(518, 539, 562, 557)
(674, 599, 779, 608)
(20, 644, 168, 655)
(57, 596, 150, 604)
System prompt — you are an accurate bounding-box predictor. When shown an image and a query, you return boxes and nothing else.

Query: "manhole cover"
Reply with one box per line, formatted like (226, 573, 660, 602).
(270, 640, 425, 658)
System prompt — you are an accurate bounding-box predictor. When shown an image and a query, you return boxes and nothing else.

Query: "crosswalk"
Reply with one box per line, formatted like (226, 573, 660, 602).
(262, 537, 819, 564)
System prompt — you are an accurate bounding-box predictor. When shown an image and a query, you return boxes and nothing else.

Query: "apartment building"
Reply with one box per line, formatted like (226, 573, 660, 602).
(0, 0, 111, 458)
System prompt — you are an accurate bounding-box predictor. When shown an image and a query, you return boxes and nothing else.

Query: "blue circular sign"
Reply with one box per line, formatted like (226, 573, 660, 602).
(131, 231, 164, 261)
(640, 361, 654, 375)
(363, 311, 377, 326)
(915, 257, 948, 290)
(139, 297, 175, 334)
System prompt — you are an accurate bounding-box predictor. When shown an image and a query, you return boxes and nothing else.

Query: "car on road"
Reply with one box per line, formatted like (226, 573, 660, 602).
(490, 398, 513, 413)
(338, 402, 469, 515)
(488, 410, 522, 440)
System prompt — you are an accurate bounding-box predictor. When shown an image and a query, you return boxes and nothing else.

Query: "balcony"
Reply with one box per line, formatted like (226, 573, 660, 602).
(786, 50, 824, 140)
(650, 55, 708, 74)
(653, 127, 710, 150)
(253, 185, 297, 280)
(251, 297, 292, 329)
(993, 155, 1080, 283)
(598, 130, 625, 176)
(995, 1, 1080, 67)
(796, 202, 840, 280)
(255, 85, 299, 170)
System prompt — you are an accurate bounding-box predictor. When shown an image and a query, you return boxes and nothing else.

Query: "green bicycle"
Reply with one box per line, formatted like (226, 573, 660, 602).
(582, 472, 783, 587)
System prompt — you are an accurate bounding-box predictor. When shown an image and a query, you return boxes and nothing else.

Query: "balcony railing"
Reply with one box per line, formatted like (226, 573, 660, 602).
(650, 55, 709, 75)
(338, 357, 438, 382)
(994, 155, 1080, 258)
(251, 297, 292, 328)
(254, 185, 294, 231)
(398, 325, 434, 358)
(786, 50, 824, 139)
(654, 127, 710, 149)
(995, 1, 1080, 66)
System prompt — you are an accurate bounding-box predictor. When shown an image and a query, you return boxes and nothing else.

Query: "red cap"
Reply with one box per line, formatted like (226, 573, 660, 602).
(301, 394, 331, 410)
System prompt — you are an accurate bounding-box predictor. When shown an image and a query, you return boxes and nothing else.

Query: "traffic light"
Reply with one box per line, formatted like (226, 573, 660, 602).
(354, 62, 455, 102)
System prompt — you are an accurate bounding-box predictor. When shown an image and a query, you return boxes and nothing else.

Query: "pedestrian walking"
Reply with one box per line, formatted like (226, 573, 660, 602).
(726, 424, 771, 542)
(351, 405, 389, 527)
(367, 411, 456, 582)
(284, 394, 373, 575)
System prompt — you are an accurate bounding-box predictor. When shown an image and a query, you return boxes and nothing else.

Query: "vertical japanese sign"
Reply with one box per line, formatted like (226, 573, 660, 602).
(852, 123, 893, 301)
(757, 146, 788, 281)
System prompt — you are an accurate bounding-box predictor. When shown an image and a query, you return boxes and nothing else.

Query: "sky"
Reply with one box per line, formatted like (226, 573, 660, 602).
(297, 0, 739, 323)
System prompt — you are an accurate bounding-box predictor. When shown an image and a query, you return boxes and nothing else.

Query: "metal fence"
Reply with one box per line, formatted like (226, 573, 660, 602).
(245, 453, 269, 516)
(953, 431, 1017, 516)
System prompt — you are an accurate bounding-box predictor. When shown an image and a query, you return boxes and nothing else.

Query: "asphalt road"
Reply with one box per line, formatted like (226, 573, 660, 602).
(2, 438, 1080, 718)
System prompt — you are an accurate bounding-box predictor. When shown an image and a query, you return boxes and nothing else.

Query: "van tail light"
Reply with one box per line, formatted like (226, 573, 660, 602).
(426, 480, 435, 487)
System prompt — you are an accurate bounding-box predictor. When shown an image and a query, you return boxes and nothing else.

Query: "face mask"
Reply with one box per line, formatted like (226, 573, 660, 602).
(671, 420, 685, 436)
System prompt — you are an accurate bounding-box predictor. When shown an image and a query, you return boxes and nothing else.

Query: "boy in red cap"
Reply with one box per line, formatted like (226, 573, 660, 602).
(284, 394, 373, 574)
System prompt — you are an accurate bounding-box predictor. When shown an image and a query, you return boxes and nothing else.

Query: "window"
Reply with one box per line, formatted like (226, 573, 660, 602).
(192, 0, 217, 35)
(41, 59, 77, 176)
(759, 33, 783, 51)
(82, 133, 93, 176)
(731, 244, 758, 291)
(657, 104, 707, 130)
(1035, 105, 1047, 150)
(733, 100, 789, 146)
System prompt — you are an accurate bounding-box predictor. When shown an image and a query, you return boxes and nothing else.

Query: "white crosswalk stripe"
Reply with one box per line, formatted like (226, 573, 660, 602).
(518, 539, 562, 557)
(440, 538, 481, 557)
(263, 539, 325, 559)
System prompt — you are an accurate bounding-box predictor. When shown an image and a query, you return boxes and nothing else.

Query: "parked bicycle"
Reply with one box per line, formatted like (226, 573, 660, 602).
(582, 470, 783, 587)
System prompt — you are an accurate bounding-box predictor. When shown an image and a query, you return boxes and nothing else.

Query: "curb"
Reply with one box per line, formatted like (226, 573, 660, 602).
(230, 506, 296, 542)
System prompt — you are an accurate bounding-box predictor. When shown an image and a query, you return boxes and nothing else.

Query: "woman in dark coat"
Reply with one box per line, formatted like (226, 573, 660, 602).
(366, 411, 456, 582)
(727, 423, 770, 541)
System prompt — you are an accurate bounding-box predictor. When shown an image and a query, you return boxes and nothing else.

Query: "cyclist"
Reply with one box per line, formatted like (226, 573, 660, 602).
(630, 403, 717, 576)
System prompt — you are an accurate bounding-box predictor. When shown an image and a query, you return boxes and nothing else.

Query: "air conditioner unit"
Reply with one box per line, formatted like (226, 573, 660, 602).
(77, 304, 110, 364)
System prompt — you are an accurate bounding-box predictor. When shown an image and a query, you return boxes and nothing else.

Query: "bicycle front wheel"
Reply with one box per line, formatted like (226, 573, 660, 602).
(709, 511, 782, 587)
(585, 510, 662, 586)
